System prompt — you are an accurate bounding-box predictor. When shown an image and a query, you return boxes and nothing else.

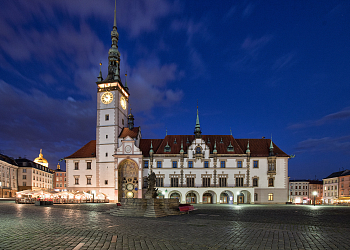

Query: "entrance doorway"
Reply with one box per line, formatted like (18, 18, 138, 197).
(186, 192, 197, 204)
(203, 193, 212, 204)
(170, 192, 180, 199)
(237, 193, 244, 204)
(220, 193, 228, 203)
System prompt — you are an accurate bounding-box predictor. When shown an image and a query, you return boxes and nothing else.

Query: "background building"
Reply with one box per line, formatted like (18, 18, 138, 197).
(308, 180, 323, 205)
(289, 180, 309, 204)
(53, 163, 67, 191)
(0, 153, 18, 198)
(338, 170, 350, 203)
(16, 158, 54, 191)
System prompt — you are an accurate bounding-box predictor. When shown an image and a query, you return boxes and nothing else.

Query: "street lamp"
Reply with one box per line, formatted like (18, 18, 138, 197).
(312, 191, 318, 206)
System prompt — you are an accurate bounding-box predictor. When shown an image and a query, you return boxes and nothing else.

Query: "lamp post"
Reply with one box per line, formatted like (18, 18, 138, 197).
(313, 191, 318, 206)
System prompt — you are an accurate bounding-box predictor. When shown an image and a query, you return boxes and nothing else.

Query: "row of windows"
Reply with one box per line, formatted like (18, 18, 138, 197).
(22, 175, 52, 183)
(74, 178, 109, 185)
(290, 185, 308, 190)
(325, 186, 337, 190)
(153, 177, 274, 188)
(291, 192, 308, 196)
(74, 162, 92, 170)
(56, 183, 67, 187)
(56, 173, 66, 176)
(144, 160, 260, 169)
(56, 177, 66, 182)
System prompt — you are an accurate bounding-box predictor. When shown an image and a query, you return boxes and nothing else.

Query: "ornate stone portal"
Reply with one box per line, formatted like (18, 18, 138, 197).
(118, 160, 138, 201)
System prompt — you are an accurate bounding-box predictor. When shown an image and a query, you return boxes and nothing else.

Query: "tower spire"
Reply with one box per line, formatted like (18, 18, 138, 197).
(114, 0, 117, 27)
(194, 105, 202, 138)
(104, 0, 121, 83)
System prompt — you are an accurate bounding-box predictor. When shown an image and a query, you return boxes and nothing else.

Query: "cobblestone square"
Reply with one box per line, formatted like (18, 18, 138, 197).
(1, 202, 350, 250)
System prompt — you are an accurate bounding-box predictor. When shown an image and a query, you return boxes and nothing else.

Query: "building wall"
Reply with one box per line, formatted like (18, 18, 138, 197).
(0, 160, 18, 197)
(66, 158, 96, 192)
(289, 181, 309, 204)
(339, 174, 350, 202)
(323, 177, 338, 204)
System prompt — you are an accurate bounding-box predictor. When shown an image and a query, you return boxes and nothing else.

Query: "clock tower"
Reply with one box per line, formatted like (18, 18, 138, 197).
(96, 0, 129, 198)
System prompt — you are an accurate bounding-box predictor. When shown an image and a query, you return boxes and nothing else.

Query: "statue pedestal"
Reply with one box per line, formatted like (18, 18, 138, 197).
(108, 198, 180, 218)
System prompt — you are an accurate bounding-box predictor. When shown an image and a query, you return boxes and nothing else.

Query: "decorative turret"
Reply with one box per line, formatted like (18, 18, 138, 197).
(124, 73, 128, 91)
(128, 108, 134, 130)
(194, 106, 202, 138)
(180, 141, 184, 154)
(97, 62, 103, 82)
(269, 138, 274, 156)
(213, 140, 217, 154)
(246, 140, 250, 154)
(149, 140, 154, 155)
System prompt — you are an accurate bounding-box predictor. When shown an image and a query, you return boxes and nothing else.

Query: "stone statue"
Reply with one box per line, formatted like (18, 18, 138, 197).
(145, 172, 158, 199)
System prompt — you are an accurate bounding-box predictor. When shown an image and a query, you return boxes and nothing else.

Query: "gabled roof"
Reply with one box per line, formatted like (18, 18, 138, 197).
(65, 140, 96, 159)
(119, 127, 140, 138)
(139, 136, 289, 157)
(236, 139, 289, 157)
(139, 139, 163, 157)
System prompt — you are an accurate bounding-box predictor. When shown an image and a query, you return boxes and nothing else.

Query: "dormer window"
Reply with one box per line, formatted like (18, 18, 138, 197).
(164, 142, 171, 152)
(196, 147, 201, 154)
(227, 141, 234, 152)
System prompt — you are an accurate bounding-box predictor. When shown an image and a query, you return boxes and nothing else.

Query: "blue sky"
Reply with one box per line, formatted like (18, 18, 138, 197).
(0, 0, 349, 180)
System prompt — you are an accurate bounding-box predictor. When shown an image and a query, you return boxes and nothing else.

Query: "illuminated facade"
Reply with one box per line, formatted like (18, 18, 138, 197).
(323, 170, 350, 204)
(53, 163, 67, 191)
(65, 4, 290, 204)
(0, 154, 18, 198)
(16, 158, 54, 191)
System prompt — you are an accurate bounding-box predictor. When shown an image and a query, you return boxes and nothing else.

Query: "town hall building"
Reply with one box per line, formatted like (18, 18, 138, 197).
(65, 5, 290, 204)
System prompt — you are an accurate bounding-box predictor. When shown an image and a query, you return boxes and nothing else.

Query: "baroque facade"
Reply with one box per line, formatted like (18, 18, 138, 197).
(65, 6, 290, 204)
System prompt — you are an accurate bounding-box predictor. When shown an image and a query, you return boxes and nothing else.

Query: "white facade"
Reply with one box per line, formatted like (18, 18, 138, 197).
(289, 181, 309, 204)
(0, 154, 18, 197)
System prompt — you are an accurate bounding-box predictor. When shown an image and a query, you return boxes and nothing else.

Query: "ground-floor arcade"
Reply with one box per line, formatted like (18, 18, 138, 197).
(156, 187, 255, 204)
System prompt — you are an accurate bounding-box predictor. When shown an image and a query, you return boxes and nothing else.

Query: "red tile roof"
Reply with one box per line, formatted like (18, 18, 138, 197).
(119, 127, 140, 138)
(65, 140, 96, 159)
(139, 136, 289, 157)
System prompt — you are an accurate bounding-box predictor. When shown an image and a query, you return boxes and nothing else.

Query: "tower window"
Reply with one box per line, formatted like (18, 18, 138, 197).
(122, 119, 124, 125)
(106, 135, 108, 139)
(105, 114, 109, 121)
(106, 152, 108, 157)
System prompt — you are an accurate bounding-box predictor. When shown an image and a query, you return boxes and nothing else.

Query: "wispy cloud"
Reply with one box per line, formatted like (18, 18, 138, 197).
(288, 107, 350, 129)
(272, 52, 296, 71)
(242, 3, 255, 18)
(295, 135, 350, 154)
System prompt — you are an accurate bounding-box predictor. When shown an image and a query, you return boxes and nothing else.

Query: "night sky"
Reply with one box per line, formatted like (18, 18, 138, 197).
(1, 0, 349, 180)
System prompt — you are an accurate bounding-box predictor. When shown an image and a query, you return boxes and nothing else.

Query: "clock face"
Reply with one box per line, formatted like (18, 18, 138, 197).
(120, 96, 127, 110)
(126, 183, 134, 191)
(101, 92, 113, 104)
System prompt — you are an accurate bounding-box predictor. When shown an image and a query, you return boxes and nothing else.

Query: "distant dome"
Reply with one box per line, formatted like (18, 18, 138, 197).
(34, 149, 48, 167)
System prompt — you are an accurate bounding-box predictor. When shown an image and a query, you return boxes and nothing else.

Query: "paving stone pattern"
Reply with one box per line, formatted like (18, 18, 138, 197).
(0, 202, 350, 250)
